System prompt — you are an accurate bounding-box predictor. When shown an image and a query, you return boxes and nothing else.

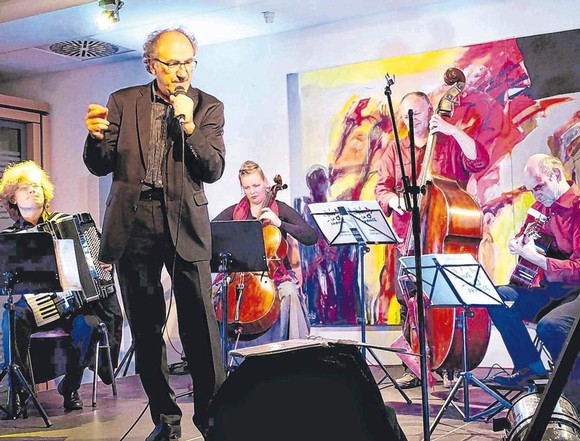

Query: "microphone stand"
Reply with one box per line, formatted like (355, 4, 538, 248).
(383, 74, 430, 441)
(218, 252, 232, 374)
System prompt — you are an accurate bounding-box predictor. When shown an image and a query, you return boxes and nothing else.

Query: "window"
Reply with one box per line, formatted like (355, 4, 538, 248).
(0, 93, 49, 231)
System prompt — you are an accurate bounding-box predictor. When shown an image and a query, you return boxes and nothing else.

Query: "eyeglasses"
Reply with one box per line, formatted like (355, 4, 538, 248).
(17, 182, 42, 192)
(153, 58, 197, 72)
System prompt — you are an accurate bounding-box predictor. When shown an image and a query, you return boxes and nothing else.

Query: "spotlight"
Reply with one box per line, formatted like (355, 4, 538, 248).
(98, 0, 119, 11)
(97, 0, 123, 29)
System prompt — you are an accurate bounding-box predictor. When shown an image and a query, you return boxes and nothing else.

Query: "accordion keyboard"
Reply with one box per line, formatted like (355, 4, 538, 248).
(24, 291, 78, 327)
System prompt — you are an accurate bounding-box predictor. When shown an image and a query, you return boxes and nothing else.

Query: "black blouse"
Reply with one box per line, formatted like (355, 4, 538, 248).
(213, 200, 317, 270)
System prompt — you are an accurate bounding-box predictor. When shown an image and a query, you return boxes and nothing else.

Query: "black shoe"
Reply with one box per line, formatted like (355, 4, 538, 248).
(194, 414, 213, 441)
(488, 367, 546, 388)
(57, 382, 83, 410)
(200, 426, 213, 441)
(145, 422, 182, 441)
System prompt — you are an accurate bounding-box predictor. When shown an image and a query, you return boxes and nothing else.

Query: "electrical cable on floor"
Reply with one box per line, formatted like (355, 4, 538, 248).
(119, 401, 150, 441)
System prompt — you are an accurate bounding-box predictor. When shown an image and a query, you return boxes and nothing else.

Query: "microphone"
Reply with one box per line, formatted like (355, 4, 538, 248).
(173, 86, 186, 95)
(172, 86, 187, 123)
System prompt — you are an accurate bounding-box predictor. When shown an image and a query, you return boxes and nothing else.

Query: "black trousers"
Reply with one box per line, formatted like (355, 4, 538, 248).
(2, 298, 100, 393)
(116, 199, 224, 430)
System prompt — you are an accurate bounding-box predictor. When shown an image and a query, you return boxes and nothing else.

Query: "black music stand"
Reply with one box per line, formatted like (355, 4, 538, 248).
(309, 200, 399, 347)
(210, 220, 268, 375)
(399, 253, 511, 432)
(0, 231, 64, 427)
(307, 201, 410, 400)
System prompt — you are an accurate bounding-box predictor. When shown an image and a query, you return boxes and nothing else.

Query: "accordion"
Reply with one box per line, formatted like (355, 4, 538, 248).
(24, 212, 115, 327)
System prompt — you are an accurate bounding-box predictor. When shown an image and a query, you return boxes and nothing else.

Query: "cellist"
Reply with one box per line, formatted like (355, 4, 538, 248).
(374, 91, 490, 389)
(213, 160, 317, 346)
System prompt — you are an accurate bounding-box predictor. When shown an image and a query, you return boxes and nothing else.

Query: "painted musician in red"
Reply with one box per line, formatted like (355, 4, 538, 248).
(487, 154, 579, 408)
(374, 92, 490, 389)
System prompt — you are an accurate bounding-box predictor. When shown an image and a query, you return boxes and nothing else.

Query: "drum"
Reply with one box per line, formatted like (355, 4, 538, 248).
(505, 393, 580, 441)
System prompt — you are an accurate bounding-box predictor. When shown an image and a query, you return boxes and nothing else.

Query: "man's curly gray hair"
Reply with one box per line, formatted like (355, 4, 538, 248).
(142, 27, 197, 72)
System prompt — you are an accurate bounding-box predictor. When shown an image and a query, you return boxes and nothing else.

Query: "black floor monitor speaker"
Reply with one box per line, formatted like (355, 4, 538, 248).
(208, 342, 407, 441)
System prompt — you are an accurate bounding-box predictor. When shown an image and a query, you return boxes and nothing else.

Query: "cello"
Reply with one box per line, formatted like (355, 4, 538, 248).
(402, 68, 491, 373)
(214, 175, 288, 335)
(261, 175, 289, 278)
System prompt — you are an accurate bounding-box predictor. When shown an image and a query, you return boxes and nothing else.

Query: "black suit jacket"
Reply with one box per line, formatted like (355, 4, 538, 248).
(83, 82, 226, 263)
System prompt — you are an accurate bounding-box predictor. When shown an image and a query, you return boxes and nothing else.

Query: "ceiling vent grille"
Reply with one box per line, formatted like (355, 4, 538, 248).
(48, 39, 121, 60)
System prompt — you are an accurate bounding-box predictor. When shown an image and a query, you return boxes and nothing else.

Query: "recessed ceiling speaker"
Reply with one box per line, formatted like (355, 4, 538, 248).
(208, 341, 407, 441)
(48, 40, 120, 59)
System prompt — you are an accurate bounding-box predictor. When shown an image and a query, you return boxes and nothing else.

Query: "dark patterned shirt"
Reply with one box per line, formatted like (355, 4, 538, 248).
(142, 86, 170, 190)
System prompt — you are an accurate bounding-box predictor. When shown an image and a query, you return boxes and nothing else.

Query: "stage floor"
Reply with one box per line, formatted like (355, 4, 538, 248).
(0, 364, 512, 441)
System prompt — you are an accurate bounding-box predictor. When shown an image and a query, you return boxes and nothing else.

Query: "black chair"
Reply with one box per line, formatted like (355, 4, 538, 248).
(28, 322, 117, 406)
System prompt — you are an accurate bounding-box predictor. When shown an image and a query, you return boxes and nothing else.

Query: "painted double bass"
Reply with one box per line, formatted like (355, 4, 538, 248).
(403, 68, 491, 372)
(215, 175, 288, 335)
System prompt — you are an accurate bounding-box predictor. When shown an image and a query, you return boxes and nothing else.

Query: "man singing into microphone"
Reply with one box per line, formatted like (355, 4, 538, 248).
(83, 28, 226, 441)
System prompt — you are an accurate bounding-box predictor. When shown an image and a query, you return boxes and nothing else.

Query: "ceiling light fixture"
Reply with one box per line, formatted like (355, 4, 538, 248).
(97, 0, 124, 30)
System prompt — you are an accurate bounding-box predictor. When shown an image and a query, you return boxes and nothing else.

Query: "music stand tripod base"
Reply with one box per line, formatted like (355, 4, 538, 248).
(0, 232, 61, 427)
(210, 220, 268, 375)
(307, 201, 405, 392)
(399, 254, 508, 433)
(429, 311, 514, 433)
(354, 341, 412, 404)
(308, 202, 398, 345)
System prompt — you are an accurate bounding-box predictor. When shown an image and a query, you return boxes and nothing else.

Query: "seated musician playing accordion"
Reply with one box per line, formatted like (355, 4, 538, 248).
(0, 161, 122, 419)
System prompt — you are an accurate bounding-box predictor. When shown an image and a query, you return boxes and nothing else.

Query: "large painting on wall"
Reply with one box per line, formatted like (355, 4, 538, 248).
(288, 28, 579, 326)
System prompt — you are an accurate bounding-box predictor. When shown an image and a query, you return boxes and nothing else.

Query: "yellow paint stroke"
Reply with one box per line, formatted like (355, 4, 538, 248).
(300, 47, 466, 89)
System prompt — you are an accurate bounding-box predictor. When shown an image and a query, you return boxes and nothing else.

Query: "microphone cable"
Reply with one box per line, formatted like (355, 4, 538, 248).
(120, 105, 190, 441)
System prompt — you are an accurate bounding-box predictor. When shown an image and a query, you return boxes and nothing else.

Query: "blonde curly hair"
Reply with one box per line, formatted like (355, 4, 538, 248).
(0, 160, 54, 221)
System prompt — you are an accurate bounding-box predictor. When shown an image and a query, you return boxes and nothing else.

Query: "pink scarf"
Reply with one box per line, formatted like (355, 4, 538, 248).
(232, 196, 279, 220)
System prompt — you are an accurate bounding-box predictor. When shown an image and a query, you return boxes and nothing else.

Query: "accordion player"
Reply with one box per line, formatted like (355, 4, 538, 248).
(23, 212, 116, 327)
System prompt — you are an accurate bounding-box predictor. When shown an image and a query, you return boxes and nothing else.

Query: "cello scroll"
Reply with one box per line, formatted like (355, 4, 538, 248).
(262, 175, 289, 276)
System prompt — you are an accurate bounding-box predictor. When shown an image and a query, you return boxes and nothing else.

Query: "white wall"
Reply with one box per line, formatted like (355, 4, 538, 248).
(0, 0, 577, 220)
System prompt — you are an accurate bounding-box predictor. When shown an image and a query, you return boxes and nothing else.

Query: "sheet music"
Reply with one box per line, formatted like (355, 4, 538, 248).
(399, 253, 503, 307)
(54, 238, 83, 291)
(230, 339, 326, 358)
(308, 200, 400, 245)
